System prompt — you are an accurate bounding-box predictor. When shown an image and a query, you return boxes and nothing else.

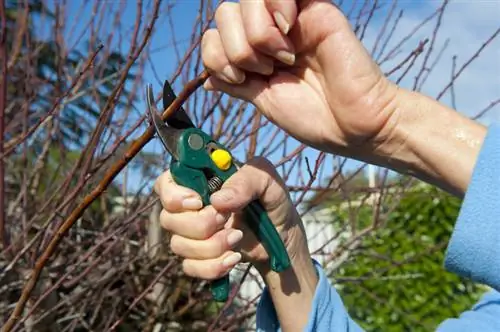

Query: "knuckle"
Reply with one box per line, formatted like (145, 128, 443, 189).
(230, 174, 250, 188)
(155, 179, 180, 212)
(159, 209, 173, 231)
(227, 47, 254, 67)
(197, 219, 217, 240)
(163, 193, 177, 210)
(201, 30, 220, 67)
(153, 171, 167, 195)
(194, 207, 219, 239)
(246, 27, 273, 49)
(249, 156, 274, 170)
(153, 180, 160, 196)
(248, 156, 278, 181)
(215, 1, 236, 21)
(238, 157, 282, 196)
(241, 157, 274, 181)
(182, 260, 196, 278)
(225, 176, 250, 197)
(203, 236, 225, 259)
(169, 235, 183, 256)
(201, 28, 216, 47)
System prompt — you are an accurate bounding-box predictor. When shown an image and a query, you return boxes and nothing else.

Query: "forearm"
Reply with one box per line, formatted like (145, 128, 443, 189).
(372, 86, 487, 197)
(254, 228, 365, 332)
(252, 86, 490, 331)
(255, 226, 319, 331)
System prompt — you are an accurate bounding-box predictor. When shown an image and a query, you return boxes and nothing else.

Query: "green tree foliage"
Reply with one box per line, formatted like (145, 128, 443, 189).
(324, 181, 485, 331)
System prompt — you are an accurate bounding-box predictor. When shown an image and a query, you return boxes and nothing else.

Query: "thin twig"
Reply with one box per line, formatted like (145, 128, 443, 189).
(2, 44, 104, 159)
(0, 0, 7, 250)
(436, 27, 500, 100)
(1, 70, 210, 332)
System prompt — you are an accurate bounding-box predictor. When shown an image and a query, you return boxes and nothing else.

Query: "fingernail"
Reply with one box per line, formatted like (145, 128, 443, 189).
(261, 64, 274, 76)
(275, 50, 295, 66)
(182, 198, 203, 210)
(273, 11, 290, 35)
(222, 252, 241, 268)
(227, 229, 243, 247)
(221, 65, 245, 84)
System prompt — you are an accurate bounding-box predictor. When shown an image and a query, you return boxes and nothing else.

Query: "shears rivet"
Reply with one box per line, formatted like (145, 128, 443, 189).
(188, 133, 204, 150)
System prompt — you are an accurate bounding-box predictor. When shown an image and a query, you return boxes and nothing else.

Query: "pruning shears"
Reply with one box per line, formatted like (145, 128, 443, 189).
(145, 81, 291, 302)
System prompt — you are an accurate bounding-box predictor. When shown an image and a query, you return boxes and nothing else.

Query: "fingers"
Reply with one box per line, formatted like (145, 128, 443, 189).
(201, 29, 246, 84)
(240, 0, 295, 65)
(183, 251, 242, 280)
(154, 170, 202, 213)
(201, 1, 298, 88)
(210, 157, 288, 214)
(170, 228, 243, 260)
(215, 2, 274, 76)
(155, 169, 243, 280)
(159, 205, 229, 240)
(263, 0, 298, 35)
(203, 74, 268, 108)
(153, 156, 290, 280)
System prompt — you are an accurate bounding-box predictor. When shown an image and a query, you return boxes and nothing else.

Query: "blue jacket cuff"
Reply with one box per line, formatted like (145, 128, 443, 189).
(444, 122, 500, 291)
(256, 259, 363, 331)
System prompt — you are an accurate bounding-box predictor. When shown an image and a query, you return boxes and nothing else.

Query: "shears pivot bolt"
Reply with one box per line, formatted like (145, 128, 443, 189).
(188, 133, 203, 150)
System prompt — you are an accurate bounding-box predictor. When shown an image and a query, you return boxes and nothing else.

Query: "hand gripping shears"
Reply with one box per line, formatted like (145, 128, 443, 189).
(145, 81, 291, 302)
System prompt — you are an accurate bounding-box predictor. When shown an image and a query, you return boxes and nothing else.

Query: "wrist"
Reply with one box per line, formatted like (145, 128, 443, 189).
(371, 87, 487, 196)
(254, 224, 319, 331)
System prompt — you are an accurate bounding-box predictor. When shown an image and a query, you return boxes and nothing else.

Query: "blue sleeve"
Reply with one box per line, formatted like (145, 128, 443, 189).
(438, 121, 500, 331)
(255, 259, 364, 332)
(255, 122, 500, 332)
(436, 290, 500, 331)
(444, 122, 500, 290)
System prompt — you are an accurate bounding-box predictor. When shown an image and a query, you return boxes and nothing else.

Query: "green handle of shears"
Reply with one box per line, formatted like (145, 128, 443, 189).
(170, 163, 291, 301)
(168, 128, 291, 302)
(242, 200, 291, 272)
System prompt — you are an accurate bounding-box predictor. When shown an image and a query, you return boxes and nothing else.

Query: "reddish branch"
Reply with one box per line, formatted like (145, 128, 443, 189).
(436, 27, 500, 100)
(384, 39, 428, 77)
(473, 98, 500, 120)
(108, 261, 176, 330)
(0, 0, 7, 250)
(2, 70, 210, 332)
(2, 1, 498, 330)
(1, 44, 104, 159)
(76, 0, 159, 195)
(413, 0, 449, 90)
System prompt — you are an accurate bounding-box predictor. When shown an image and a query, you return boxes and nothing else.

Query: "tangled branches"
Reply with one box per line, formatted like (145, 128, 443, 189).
(1, 1, 498, 331)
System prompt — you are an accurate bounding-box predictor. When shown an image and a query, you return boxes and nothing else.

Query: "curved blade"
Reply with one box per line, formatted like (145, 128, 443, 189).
(146, 84, 182, 161)
(163, 80, 195, 129)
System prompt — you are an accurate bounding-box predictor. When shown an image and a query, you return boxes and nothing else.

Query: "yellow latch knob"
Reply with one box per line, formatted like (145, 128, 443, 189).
(211, 149, 232, 170)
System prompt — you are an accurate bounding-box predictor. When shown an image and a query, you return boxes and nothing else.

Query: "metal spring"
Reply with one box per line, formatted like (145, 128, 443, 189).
(207, 176, 223, 193)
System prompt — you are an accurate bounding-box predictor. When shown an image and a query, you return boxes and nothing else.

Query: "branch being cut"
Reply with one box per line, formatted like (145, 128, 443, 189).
(0, 0, 7, 251)
(2, 70, 210, 332)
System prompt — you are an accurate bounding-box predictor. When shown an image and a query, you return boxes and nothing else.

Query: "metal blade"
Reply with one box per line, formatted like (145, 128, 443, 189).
(162, 80, 196, 129)
(146, 84, 183, 161)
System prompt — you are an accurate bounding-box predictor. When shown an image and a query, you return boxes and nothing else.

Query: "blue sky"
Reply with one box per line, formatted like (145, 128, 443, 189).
(40, 0, 500, 198)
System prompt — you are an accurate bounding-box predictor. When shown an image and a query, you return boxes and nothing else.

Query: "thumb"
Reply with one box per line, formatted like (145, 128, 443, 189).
(264, 0, 298, 35)
(209, 157, 290, 217)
